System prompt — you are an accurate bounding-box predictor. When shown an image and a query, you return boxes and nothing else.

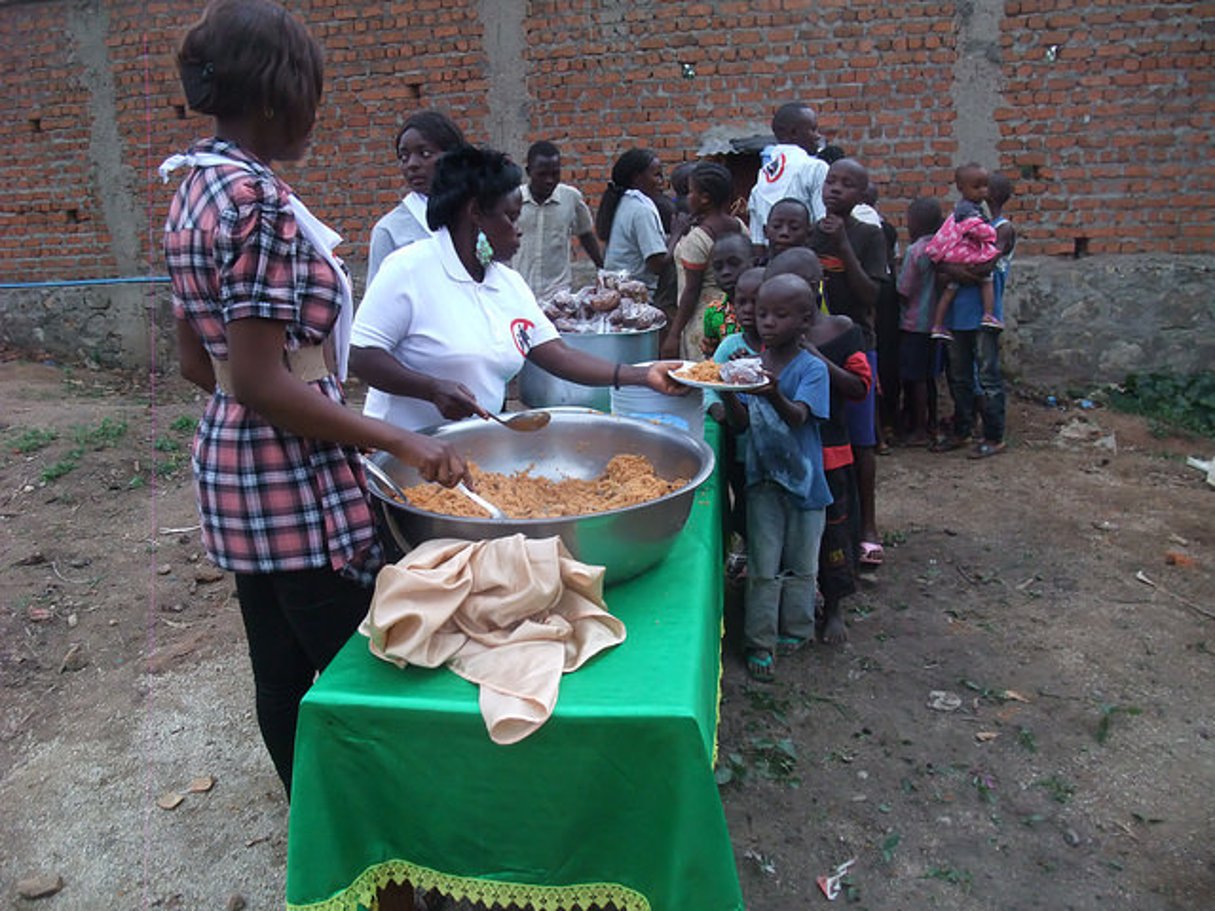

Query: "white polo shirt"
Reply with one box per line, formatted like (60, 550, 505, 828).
(351, 227, 560, 431)
(747, 143, 828, 245)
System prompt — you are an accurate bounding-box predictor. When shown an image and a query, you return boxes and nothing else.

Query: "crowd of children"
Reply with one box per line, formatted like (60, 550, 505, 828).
(390, 103, 1017, 683)
(687, 112, 1015, 682)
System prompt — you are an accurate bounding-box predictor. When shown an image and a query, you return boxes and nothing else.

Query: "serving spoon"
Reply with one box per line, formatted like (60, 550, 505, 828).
(487, 409, 551, 432)
(361, 456, 506, 520)
(454, 481, 506, 519)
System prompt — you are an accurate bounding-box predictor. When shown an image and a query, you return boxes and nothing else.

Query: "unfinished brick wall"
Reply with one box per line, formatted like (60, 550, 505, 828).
(0, 0, 1210, 288)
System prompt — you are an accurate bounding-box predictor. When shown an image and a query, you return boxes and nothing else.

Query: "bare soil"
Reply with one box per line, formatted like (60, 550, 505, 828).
(1, 355, 1212, 910)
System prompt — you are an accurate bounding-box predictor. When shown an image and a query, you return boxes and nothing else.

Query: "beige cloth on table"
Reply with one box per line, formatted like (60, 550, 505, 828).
(359, 535, 625, 744)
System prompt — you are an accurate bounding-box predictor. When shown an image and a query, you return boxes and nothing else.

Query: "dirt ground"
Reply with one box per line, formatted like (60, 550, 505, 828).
(1, 354, 1212, 911)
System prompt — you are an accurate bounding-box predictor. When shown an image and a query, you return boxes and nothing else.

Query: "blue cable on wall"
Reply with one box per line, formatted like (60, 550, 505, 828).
(0, 276, 170, 290)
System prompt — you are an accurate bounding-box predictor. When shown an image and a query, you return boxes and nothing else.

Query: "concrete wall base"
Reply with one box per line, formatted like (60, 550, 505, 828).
(0, 285, 174, 372)
(1003, 255, 1215, 388)
(3, 256, 1212, 390)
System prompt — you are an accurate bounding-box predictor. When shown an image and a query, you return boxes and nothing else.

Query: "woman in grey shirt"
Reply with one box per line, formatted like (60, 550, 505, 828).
(596, 148, 669, 293)
(367, 110, 464, 283)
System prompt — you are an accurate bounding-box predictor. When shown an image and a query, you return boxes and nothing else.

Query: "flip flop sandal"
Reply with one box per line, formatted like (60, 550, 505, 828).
(929, 436, 968, 453)
(859, 541, 885, 566)
(746, 649, 775, 682)
(776, 635, 809, 657)
(969, 441, 1007, 459)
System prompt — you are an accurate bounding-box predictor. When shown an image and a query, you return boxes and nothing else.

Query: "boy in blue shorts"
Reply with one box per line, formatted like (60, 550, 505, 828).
(809, 158, 889, 566)
(720, 274, 831, 681)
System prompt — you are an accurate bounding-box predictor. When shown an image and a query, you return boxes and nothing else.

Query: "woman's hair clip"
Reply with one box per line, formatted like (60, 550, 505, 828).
(181, 60, 215, 110)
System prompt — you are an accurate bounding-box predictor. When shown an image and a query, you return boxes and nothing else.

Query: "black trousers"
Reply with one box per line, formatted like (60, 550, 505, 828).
(234, 567, 372, 796)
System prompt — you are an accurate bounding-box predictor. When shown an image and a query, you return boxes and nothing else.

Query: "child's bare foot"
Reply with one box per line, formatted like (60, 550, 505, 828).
(776, 635, 810, 657)
(725, 551, 747, 582)
(819, 602, 848, 644)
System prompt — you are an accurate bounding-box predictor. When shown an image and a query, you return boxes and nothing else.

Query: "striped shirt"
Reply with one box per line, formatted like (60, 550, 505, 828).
(163, 138, 380, 584)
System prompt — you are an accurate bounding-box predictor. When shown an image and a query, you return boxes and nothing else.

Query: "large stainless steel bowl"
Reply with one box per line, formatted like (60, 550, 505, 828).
(367, 409, 715, 584)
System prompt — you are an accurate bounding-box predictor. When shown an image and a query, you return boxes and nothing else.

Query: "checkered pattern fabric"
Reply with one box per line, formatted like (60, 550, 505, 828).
(164, 139, 380, 584)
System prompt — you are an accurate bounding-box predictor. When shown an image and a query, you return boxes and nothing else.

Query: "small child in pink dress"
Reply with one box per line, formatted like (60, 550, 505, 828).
(925, 163, 1001, 339)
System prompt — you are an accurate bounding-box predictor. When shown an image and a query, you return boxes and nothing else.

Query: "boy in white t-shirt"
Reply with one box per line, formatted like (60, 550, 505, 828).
(748, 103, 829, 252)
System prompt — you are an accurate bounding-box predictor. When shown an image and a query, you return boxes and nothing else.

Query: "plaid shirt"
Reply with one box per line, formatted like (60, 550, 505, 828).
(164, 138, 380, 584)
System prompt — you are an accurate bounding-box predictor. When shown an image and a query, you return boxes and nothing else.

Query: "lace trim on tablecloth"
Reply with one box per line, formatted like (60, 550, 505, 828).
(287, 857, 651, 911)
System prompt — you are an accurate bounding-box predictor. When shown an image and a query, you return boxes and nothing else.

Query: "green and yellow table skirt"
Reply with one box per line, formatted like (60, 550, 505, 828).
(285, 425, 742, 911)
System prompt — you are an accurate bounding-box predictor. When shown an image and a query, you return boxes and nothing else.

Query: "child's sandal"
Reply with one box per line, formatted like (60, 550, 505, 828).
(746, 649, 775, 682)
(859, 541, 885, 566)
(776, 635, 809, 657)
(980, 315, 1004, 330)
(930, 325, 954, 341)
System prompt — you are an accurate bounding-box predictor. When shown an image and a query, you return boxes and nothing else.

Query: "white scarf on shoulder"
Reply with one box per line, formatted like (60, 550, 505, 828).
(158, 151, 353, 380)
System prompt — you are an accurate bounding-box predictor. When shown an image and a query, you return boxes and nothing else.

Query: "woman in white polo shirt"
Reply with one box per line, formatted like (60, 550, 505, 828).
(350, 146, 683, 432)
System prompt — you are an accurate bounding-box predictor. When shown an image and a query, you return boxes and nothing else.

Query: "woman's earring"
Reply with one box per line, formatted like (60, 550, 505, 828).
(263, 106, 275, 120)
(475, 230, 494, 266)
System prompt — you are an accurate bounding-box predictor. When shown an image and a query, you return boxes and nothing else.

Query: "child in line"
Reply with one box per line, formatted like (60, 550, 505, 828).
(667, 162, 746, 360)
(701, 233, 754, 356)
(720, 274, 832, 681)
(764, 197, 812, 260)
(766, 249, 870, 644)
(710, 267, 764, 365)
(707, 266, 765, 578)
(865, 185, 901, 454)
(897, 198, 946, 447)
(810, 158, 888, 567)
(940, 172, 1017, 458)
(927, 163, 1002, 339)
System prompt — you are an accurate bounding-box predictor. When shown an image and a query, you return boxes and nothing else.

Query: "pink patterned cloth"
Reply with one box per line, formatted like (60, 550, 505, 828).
(922, 215, 999, 266)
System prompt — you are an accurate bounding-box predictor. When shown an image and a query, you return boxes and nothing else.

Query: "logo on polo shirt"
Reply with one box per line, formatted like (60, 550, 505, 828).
(762, 152, 787, 184)
(510, 318, 536, 356)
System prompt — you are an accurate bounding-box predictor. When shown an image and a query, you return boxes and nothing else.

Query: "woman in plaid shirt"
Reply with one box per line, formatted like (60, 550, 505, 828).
(163, 0, 468, 796)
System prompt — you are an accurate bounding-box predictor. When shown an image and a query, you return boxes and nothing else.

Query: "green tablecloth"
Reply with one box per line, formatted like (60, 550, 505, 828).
(285, 426, 742, 911)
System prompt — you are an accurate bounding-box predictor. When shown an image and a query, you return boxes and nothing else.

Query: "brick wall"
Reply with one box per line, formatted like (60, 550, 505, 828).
(998, 0, 1215, 255)
(0, 0, 1210, 290)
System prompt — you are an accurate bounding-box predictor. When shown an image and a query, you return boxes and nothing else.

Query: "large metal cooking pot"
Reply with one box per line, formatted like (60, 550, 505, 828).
(517, 327, 661, 411)
(367, 409, 715, 584)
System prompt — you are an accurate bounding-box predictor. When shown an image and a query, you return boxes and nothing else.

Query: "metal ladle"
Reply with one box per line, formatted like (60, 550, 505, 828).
(361, 455, 505, 520)
(487, 409, 551, 432)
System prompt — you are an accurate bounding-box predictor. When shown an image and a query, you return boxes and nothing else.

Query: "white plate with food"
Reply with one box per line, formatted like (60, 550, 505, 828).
(668, 360, 768, 392)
